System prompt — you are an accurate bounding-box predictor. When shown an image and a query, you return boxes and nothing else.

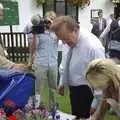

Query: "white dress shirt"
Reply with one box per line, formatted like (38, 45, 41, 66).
(59, 28, 105, 87)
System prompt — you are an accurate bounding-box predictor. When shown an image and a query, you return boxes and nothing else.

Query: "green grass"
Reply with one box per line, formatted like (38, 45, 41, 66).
(43, 88, 119, 120)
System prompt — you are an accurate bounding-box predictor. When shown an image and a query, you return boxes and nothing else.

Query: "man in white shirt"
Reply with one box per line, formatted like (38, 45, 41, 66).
(51, 16, 105, 119)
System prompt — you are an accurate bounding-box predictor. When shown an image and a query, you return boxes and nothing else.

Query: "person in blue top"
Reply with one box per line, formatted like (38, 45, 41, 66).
(30, 11, 58, 110)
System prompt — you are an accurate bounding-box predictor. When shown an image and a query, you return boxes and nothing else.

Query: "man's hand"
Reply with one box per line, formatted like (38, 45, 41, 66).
(58, 85, 64, 96)
(106, 98, 120, 116)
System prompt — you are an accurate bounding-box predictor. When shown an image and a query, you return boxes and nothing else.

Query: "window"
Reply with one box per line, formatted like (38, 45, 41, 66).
(55, 0, 65, 16)
(43, 0, 78, 21)
(90, 9, 102, 24)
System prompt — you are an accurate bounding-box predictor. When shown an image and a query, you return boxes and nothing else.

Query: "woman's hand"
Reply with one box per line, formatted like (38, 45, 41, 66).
(12, 63, 27, 71)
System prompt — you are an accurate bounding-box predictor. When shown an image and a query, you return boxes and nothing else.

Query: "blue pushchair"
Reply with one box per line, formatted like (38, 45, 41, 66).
(0, 70, 35, 115)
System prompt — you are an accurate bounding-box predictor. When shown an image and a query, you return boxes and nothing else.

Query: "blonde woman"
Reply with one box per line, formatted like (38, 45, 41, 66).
(45, 11, 56, 22)
(86, 59, 120, 120)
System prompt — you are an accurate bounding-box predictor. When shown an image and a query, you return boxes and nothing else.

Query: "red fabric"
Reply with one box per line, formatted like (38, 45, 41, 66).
(8, 115, 17, 120)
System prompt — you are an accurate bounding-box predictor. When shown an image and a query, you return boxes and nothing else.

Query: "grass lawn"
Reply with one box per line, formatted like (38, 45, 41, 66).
(43, 88, 119, 120)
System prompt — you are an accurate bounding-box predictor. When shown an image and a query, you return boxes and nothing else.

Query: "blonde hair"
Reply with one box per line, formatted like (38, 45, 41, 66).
(45, 11, 56, 21)
(50, 16, 76, 33)
(86, 59, 120, 101)
(86, 59, 120, 103)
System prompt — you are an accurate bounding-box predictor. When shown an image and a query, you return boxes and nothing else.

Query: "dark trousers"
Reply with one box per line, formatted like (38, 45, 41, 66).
(69, 85, 93, 119)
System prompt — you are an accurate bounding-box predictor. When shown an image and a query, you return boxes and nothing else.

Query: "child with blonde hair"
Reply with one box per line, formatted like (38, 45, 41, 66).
(86, 59, 120, 120)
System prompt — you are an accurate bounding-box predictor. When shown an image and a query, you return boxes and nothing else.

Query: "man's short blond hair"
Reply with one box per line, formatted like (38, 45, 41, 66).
(50, 16, 76, 33)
